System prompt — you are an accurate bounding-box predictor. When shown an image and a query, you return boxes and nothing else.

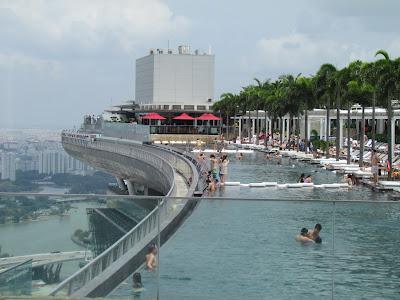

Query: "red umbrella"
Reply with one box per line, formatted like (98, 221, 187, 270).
(196, 113, 221, 121)
(173, 113, 195, 120)
(141, 112, 166, 120)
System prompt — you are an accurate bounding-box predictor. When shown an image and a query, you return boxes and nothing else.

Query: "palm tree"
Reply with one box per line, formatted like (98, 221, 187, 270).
(213, 93, 239, 139)
(360, 62, 380, 153)
(293, 76, 315, 153)
(280, 74, 303, 147)
(374, 50, 400, 178)
(315, 64, 337, 157)
(347, 80, 373, 167)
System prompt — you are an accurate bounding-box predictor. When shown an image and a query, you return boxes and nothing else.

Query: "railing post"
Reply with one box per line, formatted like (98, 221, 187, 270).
(332, 201, 336, 300)
(157, 198, 161, 300)
(67, 281, 72, 296)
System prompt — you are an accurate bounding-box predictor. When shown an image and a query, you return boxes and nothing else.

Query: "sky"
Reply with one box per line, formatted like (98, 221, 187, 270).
(1, 0, 400, 129)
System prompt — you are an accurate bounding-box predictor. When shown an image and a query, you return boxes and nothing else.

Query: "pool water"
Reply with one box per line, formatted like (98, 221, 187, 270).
(110, 153, 400, 299)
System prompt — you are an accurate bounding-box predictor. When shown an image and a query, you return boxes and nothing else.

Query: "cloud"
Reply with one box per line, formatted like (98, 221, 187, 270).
(0, 52, 60, 73)
(0, 0, 191, 59)
(254, 34, 346, 75)
(248, 31, 400, 79)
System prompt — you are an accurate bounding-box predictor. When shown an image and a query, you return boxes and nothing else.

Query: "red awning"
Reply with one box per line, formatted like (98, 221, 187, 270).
(173, 113, 195, 120)
(141, 112, 166, 120)
(196, 113, 221, 121)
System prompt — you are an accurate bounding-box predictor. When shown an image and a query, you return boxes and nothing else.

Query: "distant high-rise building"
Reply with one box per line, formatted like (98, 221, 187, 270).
(135, 45, 215, 110)
(1, 152, 16, 181)
(39, 150, 88, 175)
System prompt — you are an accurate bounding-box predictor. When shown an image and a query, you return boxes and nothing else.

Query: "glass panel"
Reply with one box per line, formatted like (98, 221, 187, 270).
(333, 201, 400, 299)
(1, 193, 400, 299)
(157, 198, 334, 300)
(0, 260, 32, 296)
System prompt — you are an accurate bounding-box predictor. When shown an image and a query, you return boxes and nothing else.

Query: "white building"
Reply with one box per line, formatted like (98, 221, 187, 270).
(1, 152, 16, 181)
(38, 151, 68, 175)
(135, 45, 215, 111)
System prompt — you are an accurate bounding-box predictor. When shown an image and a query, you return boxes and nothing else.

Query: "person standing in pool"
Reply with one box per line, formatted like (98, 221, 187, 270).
(210, 154, 219, 179)
(219, 155, 229, 183)
(145, 245, 157, 271)
(371, 150, 379, 185)
(308, 224, 322, 243)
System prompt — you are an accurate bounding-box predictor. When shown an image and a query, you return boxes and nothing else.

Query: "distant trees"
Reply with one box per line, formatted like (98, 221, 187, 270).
(52, 171, 115, 194)
(0, 196, 49, 223)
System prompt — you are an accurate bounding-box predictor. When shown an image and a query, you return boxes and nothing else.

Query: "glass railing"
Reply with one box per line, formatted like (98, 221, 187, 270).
(0, 193, 399, 299)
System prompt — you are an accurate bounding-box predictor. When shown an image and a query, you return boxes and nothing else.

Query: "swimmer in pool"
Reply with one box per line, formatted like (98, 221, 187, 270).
(298, 173, 305, 183)
(236, 152, 244, 160)
(132, 272, 144, 293)
(308, 224, 322, 243)
(296, 228, 315, 243)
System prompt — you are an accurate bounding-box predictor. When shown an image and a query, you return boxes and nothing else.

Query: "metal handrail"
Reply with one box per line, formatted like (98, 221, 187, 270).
(50, 135, 198, 296)
(51, 136, 178, 296)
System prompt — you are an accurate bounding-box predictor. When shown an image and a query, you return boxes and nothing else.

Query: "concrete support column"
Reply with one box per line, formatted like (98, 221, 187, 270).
(287, 119, 290, 141)
(126, 180, 135, 195)
(356, 119, 360, 140)
(252, 118, 255, 137)
(339, 119, 344, 148)
(143, 186, 148, 196)
(391, 118, 396, 160)
(307, 119, 311, 141)
(320, 118, 324, 140)
(328, 118, 331, 139)
(268, 119, 272, 136)
(116, 177, 127, 192)
(239, 117, 242, 140)
(377, 119, 384, 134)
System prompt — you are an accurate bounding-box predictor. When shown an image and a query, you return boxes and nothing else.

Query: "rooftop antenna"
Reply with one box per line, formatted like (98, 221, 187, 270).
(208, 45, 212, 55)
(167, 40, 170, 51)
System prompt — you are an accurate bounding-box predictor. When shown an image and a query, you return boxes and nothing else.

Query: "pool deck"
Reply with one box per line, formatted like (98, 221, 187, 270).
(233, 144, 400, 197)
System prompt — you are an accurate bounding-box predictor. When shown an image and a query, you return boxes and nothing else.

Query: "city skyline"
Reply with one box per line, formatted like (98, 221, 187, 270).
(1, 0, 400, 129)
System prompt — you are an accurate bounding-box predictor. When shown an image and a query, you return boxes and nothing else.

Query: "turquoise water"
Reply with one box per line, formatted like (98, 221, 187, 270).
(112, 153, 399, 299)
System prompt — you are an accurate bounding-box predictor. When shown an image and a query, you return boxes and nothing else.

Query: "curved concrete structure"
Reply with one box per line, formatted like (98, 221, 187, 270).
(50, 133, 202, 297)
(63, 136, 173, 196)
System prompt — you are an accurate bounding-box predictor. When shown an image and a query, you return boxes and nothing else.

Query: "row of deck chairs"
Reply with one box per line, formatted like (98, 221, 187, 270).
(349, 140, 400, 166)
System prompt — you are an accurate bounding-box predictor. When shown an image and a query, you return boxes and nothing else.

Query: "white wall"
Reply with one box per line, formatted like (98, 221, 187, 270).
(135, 53, 214, 106)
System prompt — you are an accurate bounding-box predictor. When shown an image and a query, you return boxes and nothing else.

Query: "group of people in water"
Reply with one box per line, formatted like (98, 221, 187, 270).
(197, 152, 232, 192)
(298, 173, 313, 183)
(296, 224, 322, 244)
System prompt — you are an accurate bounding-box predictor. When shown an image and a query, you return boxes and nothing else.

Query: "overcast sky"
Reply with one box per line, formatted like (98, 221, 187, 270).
(1, 0, 400, 129)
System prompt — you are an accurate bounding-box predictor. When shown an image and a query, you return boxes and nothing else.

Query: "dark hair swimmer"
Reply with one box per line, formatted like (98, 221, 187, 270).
(300, 227, 308, 236)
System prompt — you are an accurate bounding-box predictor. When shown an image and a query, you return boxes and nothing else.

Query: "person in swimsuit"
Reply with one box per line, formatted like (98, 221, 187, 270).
(308, 224, 322, 243)
(145, 245, 157, 271)
(209, 154, 219, 180)
(219, 155, 229, 183)
(296, 228, 314, 243)
(371, 150, 379, 185)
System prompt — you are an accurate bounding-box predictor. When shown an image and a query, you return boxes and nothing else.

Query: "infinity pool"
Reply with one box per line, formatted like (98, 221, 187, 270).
(110, 153, 399, 299)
